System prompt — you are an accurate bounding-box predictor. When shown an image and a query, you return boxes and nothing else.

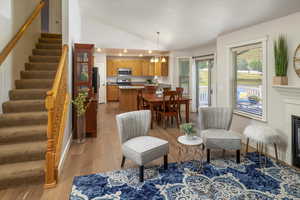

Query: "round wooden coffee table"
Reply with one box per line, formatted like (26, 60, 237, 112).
(177, 135, 204, 172)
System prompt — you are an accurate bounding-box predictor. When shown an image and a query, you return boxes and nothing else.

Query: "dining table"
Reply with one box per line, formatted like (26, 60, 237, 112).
(142, 93, 191, 129)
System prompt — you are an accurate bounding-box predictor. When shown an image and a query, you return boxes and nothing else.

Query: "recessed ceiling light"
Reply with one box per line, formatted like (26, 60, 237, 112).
(96, 48, 102, 52)
(148, 50, 152, 54)
(123, 49, 128, 53)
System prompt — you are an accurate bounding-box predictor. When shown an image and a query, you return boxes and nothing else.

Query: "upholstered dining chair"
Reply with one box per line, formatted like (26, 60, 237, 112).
(200, 107, 242, 163)
(116, 110, 169, 182)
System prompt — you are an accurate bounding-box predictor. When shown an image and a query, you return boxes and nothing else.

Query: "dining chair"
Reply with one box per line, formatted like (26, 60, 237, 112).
(137, 89, 149, 110)
(176, 87, 184, 122)
(144, 85, 157, 94)
(116, 110, 169, 182)
(158, 90, 180, 129)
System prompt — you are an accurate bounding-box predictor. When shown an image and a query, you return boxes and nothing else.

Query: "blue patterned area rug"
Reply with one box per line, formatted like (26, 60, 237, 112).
(70, 152, 300, 200)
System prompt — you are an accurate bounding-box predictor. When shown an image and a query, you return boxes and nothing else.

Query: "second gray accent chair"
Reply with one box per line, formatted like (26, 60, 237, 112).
(116, 110, 169, 182)
(200, 107, 242, 163)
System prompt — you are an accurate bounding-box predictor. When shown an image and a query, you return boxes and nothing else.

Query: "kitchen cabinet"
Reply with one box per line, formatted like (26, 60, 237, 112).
(154, 57, 168, 76)
(107, 59, 118, 77)
(106, 57, 168, 77)
(107, 85, 119, 101)
(142, 59, 150, 76)
(131, 60, 143, 76)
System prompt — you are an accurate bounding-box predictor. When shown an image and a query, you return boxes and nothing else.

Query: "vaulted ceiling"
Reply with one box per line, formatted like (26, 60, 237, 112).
(78, 0, 300, 50)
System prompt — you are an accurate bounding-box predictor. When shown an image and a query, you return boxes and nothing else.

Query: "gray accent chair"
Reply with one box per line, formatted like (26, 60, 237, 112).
(116, 110, 169, 182)
(200, 107, 242, 163)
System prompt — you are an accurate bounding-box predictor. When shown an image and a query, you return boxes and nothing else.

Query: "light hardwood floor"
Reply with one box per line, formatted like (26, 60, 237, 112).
(0, 103, 244, 200)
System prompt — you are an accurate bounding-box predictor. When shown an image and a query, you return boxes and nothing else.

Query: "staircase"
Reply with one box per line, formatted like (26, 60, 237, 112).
(0, 33, 62, 189)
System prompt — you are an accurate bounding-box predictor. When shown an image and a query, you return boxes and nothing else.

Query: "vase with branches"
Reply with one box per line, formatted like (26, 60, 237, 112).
(273, 35, 289, 85)
(72, 90, 89, 143)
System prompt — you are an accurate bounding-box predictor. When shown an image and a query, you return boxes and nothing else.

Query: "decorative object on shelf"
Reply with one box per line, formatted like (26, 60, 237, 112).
(180, 123, 196, 140)
(273, 35, 289, 85)
(293, 44, 300, 77)
(72, 90, 89, 143)
(150, 32, 167, 63)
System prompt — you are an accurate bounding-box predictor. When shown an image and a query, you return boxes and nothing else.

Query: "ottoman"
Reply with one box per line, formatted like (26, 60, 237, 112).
(202, 129, 242, 163)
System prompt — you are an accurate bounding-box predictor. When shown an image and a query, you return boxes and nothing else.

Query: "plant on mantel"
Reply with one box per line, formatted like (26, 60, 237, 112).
(273, 35, 289, 85)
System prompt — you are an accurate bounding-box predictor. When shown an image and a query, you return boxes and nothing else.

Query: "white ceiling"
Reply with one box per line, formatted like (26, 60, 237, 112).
(79, 0, 300, 50)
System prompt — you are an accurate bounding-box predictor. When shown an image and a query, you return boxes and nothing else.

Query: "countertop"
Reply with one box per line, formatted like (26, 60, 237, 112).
(119, 86, 145, 89)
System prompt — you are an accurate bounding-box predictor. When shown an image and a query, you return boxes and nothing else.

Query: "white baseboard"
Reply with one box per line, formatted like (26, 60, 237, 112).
(58, 134, 72, 176)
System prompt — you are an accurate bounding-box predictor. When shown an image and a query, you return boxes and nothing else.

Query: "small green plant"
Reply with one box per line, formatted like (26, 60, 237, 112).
(72, 91, 89, 117)
(180, 123, 196, 136)
(274, 35, 288, 76)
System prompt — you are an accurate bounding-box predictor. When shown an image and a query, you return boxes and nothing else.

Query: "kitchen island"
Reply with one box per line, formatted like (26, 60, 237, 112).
(119, 86, 144, 111)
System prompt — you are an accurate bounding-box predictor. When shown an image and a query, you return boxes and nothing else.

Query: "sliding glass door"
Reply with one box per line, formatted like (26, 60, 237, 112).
(178, 58, 190, 96)
(196, 58, 213, 108)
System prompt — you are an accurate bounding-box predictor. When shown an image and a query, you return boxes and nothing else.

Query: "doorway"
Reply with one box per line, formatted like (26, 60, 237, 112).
(195, 57, 213, 109)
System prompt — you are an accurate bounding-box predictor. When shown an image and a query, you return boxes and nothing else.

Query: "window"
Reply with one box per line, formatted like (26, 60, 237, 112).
(230, 39, 267, 121)
(178, 58, 190, 96)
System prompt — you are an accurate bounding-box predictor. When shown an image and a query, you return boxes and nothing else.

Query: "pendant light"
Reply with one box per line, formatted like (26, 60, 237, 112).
(150, 32, 164, 63)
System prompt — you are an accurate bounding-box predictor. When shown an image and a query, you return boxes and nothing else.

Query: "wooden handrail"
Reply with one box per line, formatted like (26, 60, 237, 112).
(0, 1, 45, 65)
(45, 44, 69, 189)
(47, 45, 68, 97)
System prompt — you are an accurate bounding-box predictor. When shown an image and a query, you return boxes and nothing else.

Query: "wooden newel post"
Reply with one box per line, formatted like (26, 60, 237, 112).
(44, 93, 57, 188)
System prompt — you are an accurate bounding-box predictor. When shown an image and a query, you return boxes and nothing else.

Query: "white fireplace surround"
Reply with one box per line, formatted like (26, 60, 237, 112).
(273, 85, 300, 164)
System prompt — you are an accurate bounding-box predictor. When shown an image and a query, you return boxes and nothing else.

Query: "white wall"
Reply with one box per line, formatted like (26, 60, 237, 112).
(216, 12, 300, 164)
(0, 0, 41, 113)
(59, 0, 82, 169)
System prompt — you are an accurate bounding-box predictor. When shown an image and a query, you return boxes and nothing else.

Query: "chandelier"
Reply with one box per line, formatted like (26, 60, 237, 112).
(150, 32, 166, 63)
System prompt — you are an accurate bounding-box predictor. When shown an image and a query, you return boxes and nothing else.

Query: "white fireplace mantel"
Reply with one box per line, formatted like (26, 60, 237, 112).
(273, 85, 300, 98)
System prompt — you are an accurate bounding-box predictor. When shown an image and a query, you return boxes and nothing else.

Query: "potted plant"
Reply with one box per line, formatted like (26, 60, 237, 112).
(273, 35, 289, 85)
(72, 90, 89, 143)
(180, 123, 197, 140)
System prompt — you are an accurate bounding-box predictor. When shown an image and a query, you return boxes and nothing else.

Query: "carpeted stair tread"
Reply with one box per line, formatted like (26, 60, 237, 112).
(41, 33, 62, 39)
(21, 70, 56, 79)
(0, 125, 47, 144)
(9, 89, 48, 100)
(15, 79, 53, 89)
(25, 62, 58, 71)
(29, 55, 60, 63)
(0, 112, 48, 128)
(33, 49, 62, 56)
(2, 100, 46, 113)
(0, 160, 44, 189)
(36, 43, 62, 50)
(39, 38, 62, 44)
(0, 141, 46, 165)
